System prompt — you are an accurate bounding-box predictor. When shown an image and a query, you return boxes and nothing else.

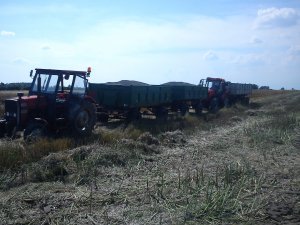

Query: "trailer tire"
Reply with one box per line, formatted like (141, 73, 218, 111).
(180, 103, 189, 117)
(127, 108, 141, 121)
(69, 101, 96, 137)
(210, 98, 219, 113)
(194, 103, 203, 115)
(241, 97, 250, 106)
(155, 107, 168, 121)
(224, 98, 230, 108)
(0, 121, 5, 138)
(98, 113, 109, 123)
(24, 121, 47, 142)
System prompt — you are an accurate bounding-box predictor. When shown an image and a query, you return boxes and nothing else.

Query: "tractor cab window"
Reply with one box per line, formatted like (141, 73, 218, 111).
(32, 74, 59, 94)
(211, 81, 220, 91)
(62, 74, 73, 92)
(42, 75, 58, 93)
(73, 76, 86, 95)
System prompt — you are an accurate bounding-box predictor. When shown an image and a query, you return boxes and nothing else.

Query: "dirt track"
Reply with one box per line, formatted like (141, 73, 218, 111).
(0, 91, 299, 224)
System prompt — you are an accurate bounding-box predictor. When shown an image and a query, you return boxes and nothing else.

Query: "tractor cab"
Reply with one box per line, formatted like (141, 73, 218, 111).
(200, 77, 226, 98)
(29, 68, 90, 97)
(200, 77, 229, 112)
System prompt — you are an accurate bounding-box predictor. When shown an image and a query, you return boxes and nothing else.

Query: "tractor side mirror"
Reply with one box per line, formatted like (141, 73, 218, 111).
(30, 70, 33, 78)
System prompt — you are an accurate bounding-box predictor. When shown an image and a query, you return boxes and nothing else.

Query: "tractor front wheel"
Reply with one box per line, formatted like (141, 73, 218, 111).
(24, 121, 47, 142)
(69, 101, 96, 137)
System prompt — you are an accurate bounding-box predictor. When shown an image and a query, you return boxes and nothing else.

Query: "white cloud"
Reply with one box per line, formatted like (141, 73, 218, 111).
(12, 57, 30, 64)
(233, 54, 265, 66)
(203, 50, 218, 60)
(250, 36, 263, 44)
(41, 45, 51, 50)
(254, 7, 299, 29)
(1, 30, 15, 36)
(75, 16, 251, 58)
(288, 45, 300, 56)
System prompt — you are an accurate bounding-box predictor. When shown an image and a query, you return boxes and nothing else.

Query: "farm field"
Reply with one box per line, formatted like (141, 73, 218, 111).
(0, 90, 299, 224)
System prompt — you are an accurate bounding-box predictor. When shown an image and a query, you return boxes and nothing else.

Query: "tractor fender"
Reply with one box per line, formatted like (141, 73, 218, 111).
(84, 95, 97, 104)
(29, 118, 48, 126)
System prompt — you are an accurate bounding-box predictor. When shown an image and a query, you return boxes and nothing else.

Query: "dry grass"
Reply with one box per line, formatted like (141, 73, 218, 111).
(0, 138, 74, 170)
(251, 89, 297, 99)
(0, 90, 299, 224)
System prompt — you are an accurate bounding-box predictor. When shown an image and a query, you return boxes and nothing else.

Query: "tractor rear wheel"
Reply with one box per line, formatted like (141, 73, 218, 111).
(24, 121, 47, 142)
(69, 101, 96, 137)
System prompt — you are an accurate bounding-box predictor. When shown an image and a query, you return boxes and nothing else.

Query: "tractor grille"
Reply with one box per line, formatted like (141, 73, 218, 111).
(5, 99, 18, 119)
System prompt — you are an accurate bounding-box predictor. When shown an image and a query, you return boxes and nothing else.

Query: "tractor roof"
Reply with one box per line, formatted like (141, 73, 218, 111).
(206, 77, 225, 82)
(35, 68, 87, 76)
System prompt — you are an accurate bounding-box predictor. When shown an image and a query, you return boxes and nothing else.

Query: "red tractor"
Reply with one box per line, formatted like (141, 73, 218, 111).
(0, 68, 96, 140)
(200, 77, 252, 113)
(200, 77, 229, 112)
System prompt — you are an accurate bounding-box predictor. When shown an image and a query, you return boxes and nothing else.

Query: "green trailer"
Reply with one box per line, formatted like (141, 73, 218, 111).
(169, 85, 208, 102)
(88, 82, 208, 120)
(89, 84, 173, 109)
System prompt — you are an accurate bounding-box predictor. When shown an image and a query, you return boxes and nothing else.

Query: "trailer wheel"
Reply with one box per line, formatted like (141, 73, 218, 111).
(210, 98, 219, 113)
(127, 108, 141, 121)
(195, 103, 203, 115)
(24, 121, 47, 142)
(0, 121, 5, 138)
(180, 104, 189, 116)
(224, 98, 230, 108)
(98, 112, 109, 123)
(69, 101, 96, 137)
(155, 107, 168, 120)
(241, 97, 250, 106)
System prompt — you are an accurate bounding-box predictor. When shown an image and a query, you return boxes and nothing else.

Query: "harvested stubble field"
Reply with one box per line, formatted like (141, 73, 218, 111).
(0, 90, 299, 225)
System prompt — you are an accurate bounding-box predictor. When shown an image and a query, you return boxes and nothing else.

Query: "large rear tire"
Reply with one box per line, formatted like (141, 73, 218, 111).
(69, 101, 96, 137)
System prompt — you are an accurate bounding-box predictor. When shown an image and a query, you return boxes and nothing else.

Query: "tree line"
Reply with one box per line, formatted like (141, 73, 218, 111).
(0, 82, 31, 90)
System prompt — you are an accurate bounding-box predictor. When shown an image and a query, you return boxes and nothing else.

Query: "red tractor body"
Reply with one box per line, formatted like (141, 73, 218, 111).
(200, 77, 251, 112)
(0, 68, 96, 140)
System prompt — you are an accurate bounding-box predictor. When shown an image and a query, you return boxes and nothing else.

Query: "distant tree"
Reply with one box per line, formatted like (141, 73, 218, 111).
(280, 87, 285, 90)
(0, 82, 31, 90)
(259, 86, 270, 90)
(251, 84, 259, 90)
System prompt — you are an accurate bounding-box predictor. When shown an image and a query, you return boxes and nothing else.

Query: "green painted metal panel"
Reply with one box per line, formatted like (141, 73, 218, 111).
(170, 85, 208, 101)
(89, 83, 207, 108)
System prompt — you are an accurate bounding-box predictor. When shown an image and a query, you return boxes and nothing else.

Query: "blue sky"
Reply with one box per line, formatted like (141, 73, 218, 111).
(0, 0, 300, 89)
